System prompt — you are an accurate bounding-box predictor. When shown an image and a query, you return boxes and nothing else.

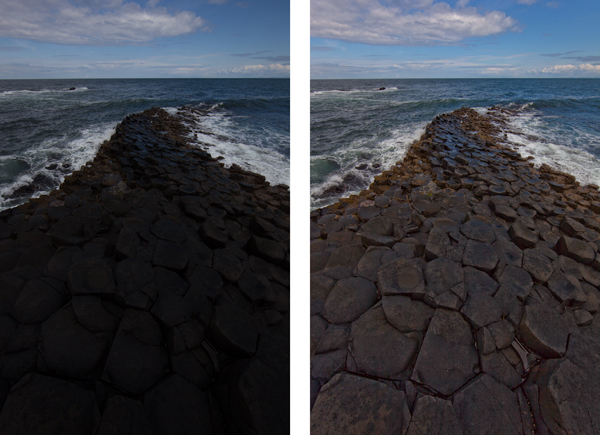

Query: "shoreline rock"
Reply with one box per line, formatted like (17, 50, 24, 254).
(0, 107, 290, 434)
(310, 107, 600, 433)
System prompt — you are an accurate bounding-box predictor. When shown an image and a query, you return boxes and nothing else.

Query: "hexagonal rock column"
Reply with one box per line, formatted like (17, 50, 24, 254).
(348, 304, 420, 380)
(406, 394, 462, 435)
(0, 372, 100, 434)
(311, 372, 411, 435)
(410, 309, 478, 396)
(453, 374, 525, 435)
(102, 309, 169, 396)
(518, 304, 569, 359)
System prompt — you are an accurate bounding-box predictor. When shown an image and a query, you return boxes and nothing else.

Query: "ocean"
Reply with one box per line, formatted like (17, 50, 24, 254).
(0, 78, 289, 211)
(311, 78, 600, 209)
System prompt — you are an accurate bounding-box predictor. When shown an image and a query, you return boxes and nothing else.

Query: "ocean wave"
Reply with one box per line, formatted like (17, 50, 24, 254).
(0, 87, 89, 97)
(310, 125, 425, 208)
(503, 110, 600, 187)
(311, 86, 400, 96)
(0, 122, 115, 211)
(173, 106, 290, 186)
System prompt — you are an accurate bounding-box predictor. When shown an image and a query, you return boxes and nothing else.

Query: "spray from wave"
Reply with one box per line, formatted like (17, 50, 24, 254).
(171, 105, 290, 186)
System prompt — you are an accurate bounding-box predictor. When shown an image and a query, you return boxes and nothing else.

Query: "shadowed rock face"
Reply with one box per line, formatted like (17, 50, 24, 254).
(0, 108, 289, 434)
(311, 107, 600, 433)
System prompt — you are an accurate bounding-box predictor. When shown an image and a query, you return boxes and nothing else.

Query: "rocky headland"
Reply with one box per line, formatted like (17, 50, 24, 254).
(0, 108, 290, 434)
(310, 107, 600, 434)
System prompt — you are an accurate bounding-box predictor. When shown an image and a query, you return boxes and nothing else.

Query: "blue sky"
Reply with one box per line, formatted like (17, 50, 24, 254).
(311, 0, 600, 78)
(0, 0, 289, 78)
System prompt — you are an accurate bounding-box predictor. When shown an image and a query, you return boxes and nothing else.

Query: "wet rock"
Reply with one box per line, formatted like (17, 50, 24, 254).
(144, 374, 214, 435)
(103, 309, 169, 395)
(355, 246, 397, 281)
(152, 239, 188, 271)
(67, 257, 115, 296)
(72, 296, 121, 333)
(487, 319, 515, 350)
(209, 300, 259, 357)
(494, 204, 518, 222)
(96, 395, 152, 435)
(115, 258, 155, 308)
(460, 293, 502, 329)
(406, 395, 462, 435)
(518, 304, 568, 358)
(323, 244, 365, 279)
(40, 305, 111, 378)
(311, 373, 411, 435)
(0, 373, 99, 434)
(508, 221, 538, 249)
(411, 309, 479, 396)
(480, 351, 522, 389)
(546, 270, 587, 306)
(496, 265, 532, 299)
(556, 235, 595, 265)
(529, 358, 599, 435)
(453, 374, 524, 435)
(12, 278, 67, 324)
(522, 248, 554, 283)
(461, 219, 496, 244)
(463, 266, 499, 297)
(462, 239, 498, 272)
(493, 239, 523, 267)
(348, 305, 419, 379)
(357, 205, 381, 221)
(322, 277, 378, 325)
(424, 258, 463, 299)
(477, 326, 496, 355)
(378, 258, 426, 298)
(382, 295, 434, 333)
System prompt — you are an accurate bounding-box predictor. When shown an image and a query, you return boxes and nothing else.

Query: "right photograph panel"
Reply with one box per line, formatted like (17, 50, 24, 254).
(309, 1, 600, 433)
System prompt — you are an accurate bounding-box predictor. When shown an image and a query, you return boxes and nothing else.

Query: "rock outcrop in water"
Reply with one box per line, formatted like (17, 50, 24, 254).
(0, 107, 290, 434)
(310, 107, 600, 434)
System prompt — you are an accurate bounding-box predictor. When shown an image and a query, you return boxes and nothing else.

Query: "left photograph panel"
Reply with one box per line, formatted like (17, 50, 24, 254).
(0, 1, 290, 433)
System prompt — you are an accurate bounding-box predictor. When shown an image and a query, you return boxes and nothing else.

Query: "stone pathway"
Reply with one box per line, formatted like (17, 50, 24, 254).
(310, 107, 600, 434)
(0, 108, 290, 434)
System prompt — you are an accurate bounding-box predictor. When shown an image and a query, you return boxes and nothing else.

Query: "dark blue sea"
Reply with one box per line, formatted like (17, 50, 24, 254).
(311, 79, 600, 209)
(0, 78, 289, 210)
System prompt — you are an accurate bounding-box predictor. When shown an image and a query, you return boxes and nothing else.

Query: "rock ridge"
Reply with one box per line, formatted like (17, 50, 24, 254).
(0, 107, 289, 434)
(310, 107, 600, 434)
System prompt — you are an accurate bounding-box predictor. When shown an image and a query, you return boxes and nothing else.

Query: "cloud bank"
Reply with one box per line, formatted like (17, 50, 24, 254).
(533, 63, 600, 76)
(311, 0, 519, 46)
(0, 0, 209, 45)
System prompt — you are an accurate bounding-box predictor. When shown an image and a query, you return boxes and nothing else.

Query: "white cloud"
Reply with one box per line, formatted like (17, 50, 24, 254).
(0, 0, 209, 45)
(546, 2, 559, 8)
(230, 63, 290, 76)
(532, 63, 600, 76)
(517, 0, 538, 4)
(311, 0, 518, 46)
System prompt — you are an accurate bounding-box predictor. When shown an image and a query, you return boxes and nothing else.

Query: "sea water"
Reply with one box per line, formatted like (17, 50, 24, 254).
(311, 78, 600, 209)
(0, 78, 289, 211)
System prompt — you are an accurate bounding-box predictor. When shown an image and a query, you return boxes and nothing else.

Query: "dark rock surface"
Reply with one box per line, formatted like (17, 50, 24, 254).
(0, 108, 289, 434)
(311, 107, 600, 433)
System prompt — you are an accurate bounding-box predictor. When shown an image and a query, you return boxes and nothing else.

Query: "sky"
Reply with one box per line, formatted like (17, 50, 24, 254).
(0, 0, 289, 78)
(311, 0, 600, 78)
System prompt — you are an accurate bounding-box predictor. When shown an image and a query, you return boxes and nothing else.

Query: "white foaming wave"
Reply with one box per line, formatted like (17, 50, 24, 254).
(163, 107, 178, 115)
(0, 122, 116, 211)
(311, 87, 400, 97)
(0, 87, 89, 98)
(310, 124, 426, 209)
(505, 112, 600, 187)
(179, 107, 290, 186)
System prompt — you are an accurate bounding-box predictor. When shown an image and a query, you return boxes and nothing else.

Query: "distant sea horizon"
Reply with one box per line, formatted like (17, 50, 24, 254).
(0, 78, 290, 211)
(311, 78, 600, 209)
